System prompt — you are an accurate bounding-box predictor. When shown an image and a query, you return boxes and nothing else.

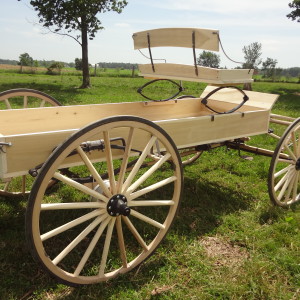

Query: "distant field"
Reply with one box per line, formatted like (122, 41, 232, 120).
(0, 63, 136, 77)
(0, 71, 299, 299)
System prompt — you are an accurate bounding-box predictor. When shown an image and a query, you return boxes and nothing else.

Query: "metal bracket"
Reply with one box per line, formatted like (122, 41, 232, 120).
(0, 142, 12, 153)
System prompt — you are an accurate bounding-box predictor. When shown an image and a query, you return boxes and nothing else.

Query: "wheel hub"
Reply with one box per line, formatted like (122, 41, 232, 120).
(296, 157, 300, 171)
(107, 194, 131, 217)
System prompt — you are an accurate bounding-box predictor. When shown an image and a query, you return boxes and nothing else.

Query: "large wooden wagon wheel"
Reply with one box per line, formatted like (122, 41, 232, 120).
(0, 88, 62, 196)
(268, 117, 300, 207)
(26, 116, 183, 286)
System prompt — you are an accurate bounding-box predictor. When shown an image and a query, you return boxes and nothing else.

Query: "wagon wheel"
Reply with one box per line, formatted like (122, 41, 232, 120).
(26, 116, 183, 286)
(268, 117, 300, 207)
(0, 88, 61, 109)
(0, 88, 62, 196)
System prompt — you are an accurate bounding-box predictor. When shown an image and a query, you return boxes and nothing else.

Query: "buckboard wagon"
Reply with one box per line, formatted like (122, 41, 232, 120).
(0, 28, 299, 286)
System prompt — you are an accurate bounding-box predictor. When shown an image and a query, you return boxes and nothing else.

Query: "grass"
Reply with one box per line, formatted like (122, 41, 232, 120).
(0, 72, 299, 299)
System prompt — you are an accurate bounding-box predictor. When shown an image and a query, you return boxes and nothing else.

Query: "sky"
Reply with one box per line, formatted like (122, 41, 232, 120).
(0, 0, 299, 69)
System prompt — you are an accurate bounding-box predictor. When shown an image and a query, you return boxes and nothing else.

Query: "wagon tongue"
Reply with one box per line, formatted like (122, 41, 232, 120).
(107, 194, 131, 217)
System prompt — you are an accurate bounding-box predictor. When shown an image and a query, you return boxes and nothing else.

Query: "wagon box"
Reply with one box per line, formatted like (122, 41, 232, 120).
(0, 86, 278, 179)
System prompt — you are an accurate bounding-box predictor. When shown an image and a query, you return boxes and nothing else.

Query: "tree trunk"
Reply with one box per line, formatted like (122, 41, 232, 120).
(80, 22, 90, 88)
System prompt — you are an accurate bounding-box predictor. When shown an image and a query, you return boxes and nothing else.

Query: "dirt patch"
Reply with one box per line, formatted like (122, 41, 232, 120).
(200, 236, 249, 267)
(294, 92, 300, 96)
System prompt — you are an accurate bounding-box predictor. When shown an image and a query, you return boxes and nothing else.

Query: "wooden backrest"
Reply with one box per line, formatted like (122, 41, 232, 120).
(132, 28, 219, 51)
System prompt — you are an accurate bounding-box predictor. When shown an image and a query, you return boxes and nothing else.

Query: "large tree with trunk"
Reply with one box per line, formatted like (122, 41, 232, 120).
(21, 0, 127, 88)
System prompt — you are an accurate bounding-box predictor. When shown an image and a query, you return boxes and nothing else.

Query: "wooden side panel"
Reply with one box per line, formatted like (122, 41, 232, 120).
(133, 28, 219, 51)
(1, 109, 270, 178)
(159, 110, 270, 149)
(201, 86, 279, 110)
(0, 99, 205, 136)
(219, 69, 254, 84)
(4, 130, 75, 178)
(138, 63, 253, 84)
(0, 134, 7, 178)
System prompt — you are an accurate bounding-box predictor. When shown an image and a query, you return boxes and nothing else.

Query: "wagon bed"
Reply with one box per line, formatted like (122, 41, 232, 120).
(0, 86, 278, 179)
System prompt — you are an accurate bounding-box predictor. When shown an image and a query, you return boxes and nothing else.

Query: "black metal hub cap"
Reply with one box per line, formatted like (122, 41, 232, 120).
(107, 194, 131, 217)
(296, 157, 300, 171)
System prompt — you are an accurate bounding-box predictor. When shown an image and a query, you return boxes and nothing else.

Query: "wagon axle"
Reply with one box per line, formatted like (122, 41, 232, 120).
(107, 194, 131, 217)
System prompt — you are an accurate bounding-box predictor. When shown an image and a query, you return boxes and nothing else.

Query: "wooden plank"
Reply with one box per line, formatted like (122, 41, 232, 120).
(0, 134, 7, 178)
(200, 86, 279, 110)
(159, 110, 270, 149)
(0, 99, 204, 136)
(133, 28, 219, 51)
(138, 64, 253, 84)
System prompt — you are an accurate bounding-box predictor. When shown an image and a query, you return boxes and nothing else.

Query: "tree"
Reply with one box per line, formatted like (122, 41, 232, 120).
(262, 57, 278, 79)
(75, 58, 83, 71)
(242, 42, 262, 70)
(18, 52, 33, 66)
(287, 1, 300, 22)
(197, 51, 220, 68)
(21, 0, 128, 88)
(47, 61, 65, 75)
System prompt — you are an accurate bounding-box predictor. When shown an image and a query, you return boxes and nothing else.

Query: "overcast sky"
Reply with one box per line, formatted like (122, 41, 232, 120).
(0, 0, 299, 68)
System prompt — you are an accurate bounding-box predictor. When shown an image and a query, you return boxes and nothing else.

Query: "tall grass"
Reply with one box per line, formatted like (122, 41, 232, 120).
(0, 72, 299, 299)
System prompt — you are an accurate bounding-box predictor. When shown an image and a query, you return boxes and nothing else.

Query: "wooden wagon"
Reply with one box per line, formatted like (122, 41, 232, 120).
(0, 28, 299, 286)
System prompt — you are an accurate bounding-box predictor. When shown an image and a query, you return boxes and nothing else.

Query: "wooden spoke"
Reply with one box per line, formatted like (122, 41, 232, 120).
(274, 165, 293, 178)
(116, 217, 127, 268)
(283, 142, 297, 161)
(129, 200, 174, 206)
(122, 216, 149, 251)
(76, 146, 112, 197)
(3, 181, 10, 192)
(122, 135, 157, 193)
(53, 172, 108, 203)
(277, 170, 295, 201)
(41, 209, 105, 241)
(39, 99, 46, 107)
(74, 217, 111, 276)
(275, 170, 291, 192)
(130, 209, 165, 229)
(127, 153, 171, 194)
(53, 215, 106, 266)
(103, 131, 117, 194)
(129, 176, 177, 200)
(292, 172, 300, 201)
(284, 172, 297, 203)
(21, 175, 26, 194)
(41, 202, 106, 210)
(23, 95, 28, 108)
(4, 98, 11, 109)
(117, 127, 135, 193)
(99, 218, 116, 276)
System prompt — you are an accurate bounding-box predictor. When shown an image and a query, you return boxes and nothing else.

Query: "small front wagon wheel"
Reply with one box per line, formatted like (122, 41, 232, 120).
(26, 116, 183, 286)
(268, 117, 300, 207)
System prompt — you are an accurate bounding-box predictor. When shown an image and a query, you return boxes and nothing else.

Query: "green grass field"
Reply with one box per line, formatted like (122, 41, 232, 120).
(0, 72, 299, 299)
